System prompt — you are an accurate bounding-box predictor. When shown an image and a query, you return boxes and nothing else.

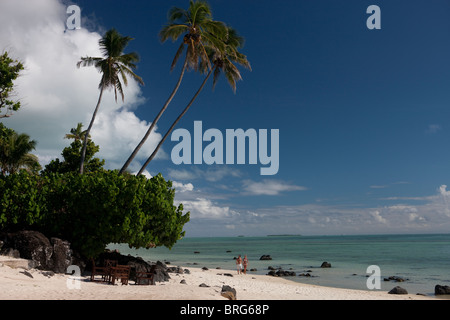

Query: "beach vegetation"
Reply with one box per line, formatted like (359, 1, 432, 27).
(42, 123, 105, 175)
(0, 170, 190, 258)
(0, 126, 41, 175)
(0, 52, 24, 119)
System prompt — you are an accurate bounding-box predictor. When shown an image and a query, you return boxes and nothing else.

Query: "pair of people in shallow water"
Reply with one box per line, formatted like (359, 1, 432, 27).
(235, 255, 248, 274)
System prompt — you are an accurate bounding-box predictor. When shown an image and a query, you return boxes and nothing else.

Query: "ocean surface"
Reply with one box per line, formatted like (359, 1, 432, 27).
(108, 233, 450, 298)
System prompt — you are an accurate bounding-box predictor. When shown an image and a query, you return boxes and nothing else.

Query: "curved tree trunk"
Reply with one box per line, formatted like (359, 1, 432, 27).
(79, 84, 104, 174)
(138, 66, 215, 176)
(119, 55, 189, 174)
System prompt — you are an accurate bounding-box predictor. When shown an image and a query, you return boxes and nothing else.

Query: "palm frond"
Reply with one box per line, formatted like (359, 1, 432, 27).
(120, 64, 144, 86)
(168, 7, 189, 24)
(160, 24, 189, 43)
(99, 28, 133, 58)
(77, 57, 103, 69)
(114, 77, 125, 102)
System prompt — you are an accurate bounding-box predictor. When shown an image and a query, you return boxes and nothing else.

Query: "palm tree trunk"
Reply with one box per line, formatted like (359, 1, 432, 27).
(119, 55, 189, 175)
(137, 66, 215, 176)
(79, 84, 105, 174)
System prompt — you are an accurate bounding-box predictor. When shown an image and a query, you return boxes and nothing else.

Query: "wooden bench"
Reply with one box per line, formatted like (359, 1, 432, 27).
(90, 259, 118, 283)
(109, 265, 131, 285)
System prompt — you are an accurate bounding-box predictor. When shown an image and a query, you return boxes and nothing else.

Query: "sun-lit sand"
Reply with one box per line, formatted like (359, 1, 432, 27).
(0, 256, 440, 300)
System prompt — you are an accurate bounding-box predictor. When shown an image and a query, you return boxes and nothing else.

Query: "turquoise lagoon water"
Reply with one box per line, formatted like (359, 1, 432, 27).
(108, 233, 450, 297)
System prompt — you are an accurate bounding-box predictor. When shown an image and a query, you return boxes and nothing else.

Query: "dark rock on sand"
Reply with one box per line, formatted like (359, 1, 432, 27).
(20, 270, 34, 278)
(167, 266, 184, 274)
(0, 230, 76, 273)
(217, 273, 233, 277)
(199, 283, 210, 287)
(221, 285, 237, 300)
(435, 285, 450, 295)
(388, 286, 408, 295)
(320, 261, 331, 268)
(260, 255, 272, 260)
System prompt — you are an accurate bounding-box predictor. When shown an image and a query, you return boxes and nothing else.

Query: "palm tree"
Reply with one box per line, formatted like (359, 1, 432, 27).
(0, 132, 41, 175)
(77, 28, 144, 174)
(137, 26, 251, 175)
(64, 123, 87, 142)
(119, 0, 226, 174)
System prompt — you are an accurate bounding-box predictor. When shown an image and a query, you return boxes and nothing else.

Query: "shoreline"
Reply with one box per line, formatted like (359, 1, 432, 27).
(0, 256, 442, 300)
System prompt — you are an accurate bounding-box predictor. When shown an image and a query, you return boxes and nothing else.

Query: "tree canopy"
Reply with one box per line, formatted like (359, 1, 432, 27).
(0, 52, 24, 118)
(0, 170, 190, 258)
(0, 125, 41, 175)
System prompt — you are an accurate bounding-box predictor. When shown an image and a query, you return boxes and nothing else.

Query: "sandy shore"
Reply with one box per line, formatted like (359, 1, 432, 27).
(0, 256, 440, 300)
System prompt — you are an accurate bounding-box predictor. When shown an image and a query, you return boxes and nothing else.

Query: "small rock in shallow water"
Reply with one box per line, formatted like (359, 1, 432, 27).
(435, 285, 450, 295)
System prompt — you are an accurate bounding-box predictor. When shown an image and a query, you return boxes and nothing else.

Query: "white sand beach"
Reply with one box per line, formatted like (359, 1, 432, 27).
(0, 256, 440, 300)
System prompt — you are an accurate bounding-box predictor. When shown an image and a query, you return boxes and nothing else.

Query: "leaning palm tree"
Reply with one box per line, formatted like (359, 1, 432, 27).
(119, 0, 226, 174)
(0, 132, 41, 175)
(77, 28, 144, 174)
(137, 26, 251, 175)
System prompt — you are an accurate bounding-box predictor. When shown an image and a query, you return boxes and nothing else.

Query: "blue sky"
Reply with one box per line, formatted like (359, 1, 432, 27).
(2, 0, 450, 237)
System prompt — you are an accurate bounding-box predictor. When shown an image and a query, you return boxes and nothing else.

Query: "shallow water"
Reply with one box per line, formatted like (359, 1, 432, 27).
(108, 233, 450, 298)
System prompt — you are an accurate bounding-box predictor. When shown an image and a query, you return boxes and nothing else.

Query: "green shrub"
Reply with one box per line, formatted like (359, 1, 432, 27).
(0, 171, 190, 258)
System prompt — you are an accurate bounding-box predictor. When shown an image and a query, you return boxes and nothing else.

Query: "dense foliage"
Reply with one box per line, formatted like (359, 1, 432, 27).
(43, 135, 105, 174)
(0, 170, 190, 258)
(0, 124, 41, 175)
(0, 52, 24, 118)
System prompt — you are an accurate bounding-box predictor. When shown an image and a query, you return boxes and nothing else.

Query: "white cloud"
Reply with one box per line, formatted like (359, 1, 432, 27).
(90, 109, 166, 171)
(439, 184, 450, 197)
(172, 181, 194, 193)
(177, 183, 450, 236)
(180, 198, 238, 219)
(242, 179, 307, 196)
(370, 210, 387, 224)
(0, 0, 162, 169)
